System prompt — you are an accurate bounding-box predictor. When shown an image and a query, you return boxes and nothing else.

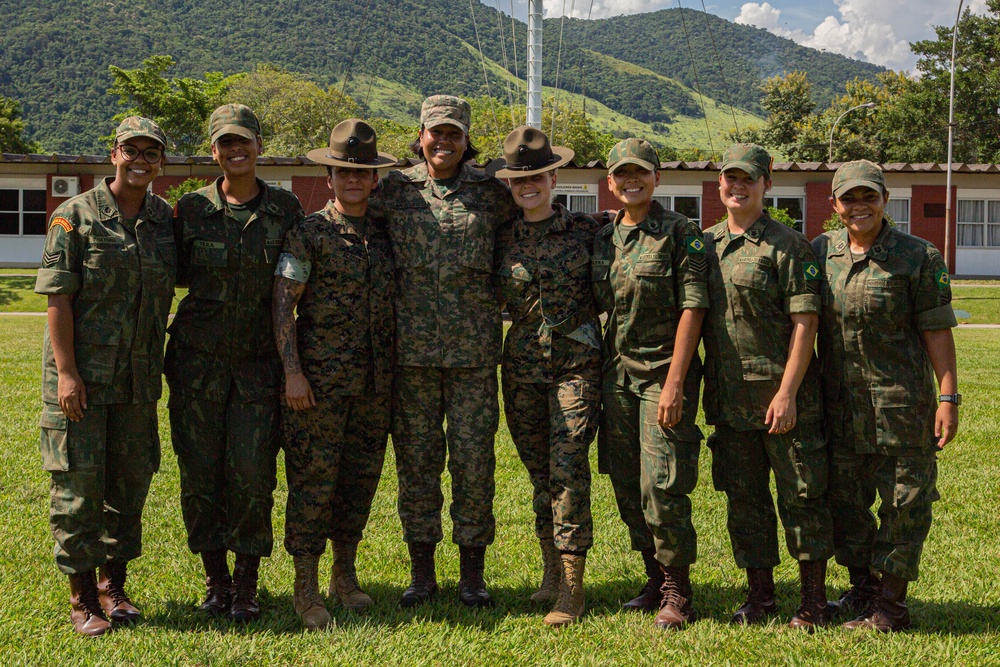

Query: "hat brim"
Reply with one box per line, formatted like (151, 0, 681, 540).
(833, 178, 884, 198)
(423, 118, 469, 134)
(495, 146, 574, 179)
(305, 147, 399, 169)
(608, 157, 658, 174)
(211, 125, 258, 144)
(720, 161, 767, 181)
(116, 131, 166, 148)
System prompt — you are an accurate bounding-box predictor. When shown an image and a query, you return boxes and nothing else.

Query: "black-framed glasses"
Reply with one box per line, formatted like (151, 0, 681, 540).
(117, 144, 164, 163)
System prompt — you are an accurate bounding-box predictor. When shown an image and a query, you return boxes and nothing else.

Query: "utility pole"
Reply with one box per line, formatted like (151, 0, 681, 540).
(527, 0, 543, 128)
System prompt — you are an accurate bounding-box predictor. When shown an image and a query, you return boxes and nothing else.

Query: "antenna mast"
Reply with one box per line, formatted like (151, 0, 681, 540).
(527, 0, 543, 128)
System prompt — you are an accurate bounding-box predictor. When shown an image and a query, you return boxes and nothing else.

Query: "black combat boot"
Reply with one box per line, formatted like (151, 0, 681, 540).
(400, 542, 438, 607)
(828, 565, 881, 617)
(198, 549, 232, 617)
(230, 554, 262, 623)
(458, 545, 491, 607)
(622, 548, 664, 612)
(731, 567, 777, 625)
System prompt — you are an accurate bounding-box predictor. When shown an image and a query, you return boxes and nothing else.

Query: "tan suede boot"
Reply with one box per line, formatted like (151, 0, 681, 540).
(293, 555, 332, 631)
(330, 541, 374, 612)
(543, 553, 586, 627)
(530, 538, 562, 603)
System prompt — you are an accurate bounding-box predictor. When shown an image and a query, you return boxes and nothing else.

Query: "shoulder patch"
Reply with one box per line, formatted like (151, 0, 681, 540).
(42, 250, 62, 267)
(935, 268, 950, 289)
(686, 236, 706, 254)
(51, 217, 73, 232)
(803, 261, 821, 281)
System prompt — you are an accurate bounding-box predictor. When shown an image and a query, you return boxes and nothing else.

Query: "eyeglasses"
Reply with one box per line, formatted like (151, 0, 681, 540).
(117, 144, 164, 163)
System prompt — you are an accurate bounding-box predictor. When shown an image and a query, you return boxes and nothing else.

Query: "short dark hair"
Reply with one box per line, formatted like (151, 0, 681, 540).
(410, 126, 480, 164)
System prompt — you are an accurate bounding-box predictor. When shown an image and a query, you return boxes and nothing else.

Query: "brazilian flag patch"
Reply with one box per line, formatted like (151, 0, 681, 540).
(803, 261, 821, 281)
(936, 268, 950, 289)
(686, 236, 706, 254)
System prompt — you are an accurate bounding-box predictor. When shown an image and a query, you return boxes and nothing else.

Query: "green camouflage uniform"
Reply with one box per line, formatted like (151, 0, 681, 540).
(377, 161, 518, 547)
(35, 173, 176, 574)
(274, 202, 394, 556)
(702, 212, 833, 569)
(592, 199, 709, 567)
(813, 219, 956, 581)
(166, 178, 303, 557)
(496, 204, 601, 553)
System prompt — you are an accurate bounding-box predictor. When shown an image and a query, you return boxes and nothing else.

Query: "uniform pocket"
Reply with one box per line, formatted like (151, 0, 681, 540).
(864, 278, 909, 341)
(191, 240, 228, 267)
(871, 384, 915, 449)
(39, 404, 69, 472)
(633, 256, 674, 308)
(76, 328, 122, 385)
(790, 429, 828, 500)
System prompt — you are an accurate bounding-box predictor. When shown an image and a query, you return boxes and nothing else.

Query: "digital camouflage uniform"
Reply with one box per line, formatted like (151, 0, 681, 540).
(35, 176, 176, 574)
(495, 203, 601, 553)
(592, 199, 709, 567)
(813, 220, 956, 581)
(377, 161, 518, 547)
(275, 202, 394, 557)
(166, 178, 304, 557)
(702, 213, 834, 569)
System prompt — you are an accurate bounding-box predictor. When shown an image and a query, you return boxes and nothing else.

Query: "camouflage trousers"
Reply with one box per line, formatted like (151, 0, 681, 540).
(168, 388, 280, 557)
(501, 373, 599, 553)
(601, 369, 703, 567)
(393, 365, 498, 547)
(707, 422, 833, 569)
(829, 434, 939, 582)
(282, 394, 389, 557)
(39, 401, 160, 574)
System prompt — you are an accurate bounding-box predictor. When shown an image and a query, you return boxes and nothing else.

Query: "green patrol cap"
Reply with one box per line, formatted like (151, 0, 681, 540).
(720, 143, 773, 181)
(420, 95, 471, 134)
(832, 159, 885, 198)
(607, 138, 659, 174)
(114, 116, 167, 148)
(209, 103, 262, 144)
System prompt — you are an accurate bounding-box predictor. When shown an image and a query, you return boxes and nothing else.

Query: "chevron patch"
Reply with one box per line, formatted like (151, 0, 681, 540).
(42, 250, 62, 267)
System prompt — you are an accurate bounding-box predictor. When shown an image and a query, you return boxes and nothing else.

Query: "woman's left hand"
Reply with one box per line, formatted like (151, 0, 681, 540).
(658, 380, 683, 428)
(765, 390, 797, 435)
(935, 402, 958, 449)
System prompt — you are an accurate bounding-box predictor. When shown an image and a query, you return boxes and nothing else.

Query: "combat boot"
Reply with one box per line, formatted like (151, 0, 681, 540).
(543, 553, 586, 627)
(458, 545, 491, 607)
(828, 566, 880, 618)
(530, 538, 562, 603)
(843, 572, 911, 632)
(789, 560, 829, 631)
(653, 565, 696, 630)
(330, 540, 374, 612)
(230, 554, 262, 623)
(198, 549, 232, 617)
(97, 560, 141, 624)
(622, 548, 664, 612)
(293, 555, 332, 631)
(400, 542, 438, 607)
(68, 570, 112, 636)
(731, 567, 777, 625)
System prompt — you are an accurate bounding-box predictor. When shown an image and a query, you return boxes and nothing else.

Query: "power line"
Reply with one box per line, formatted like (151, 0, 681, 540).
(363, 0, 396, 114)
(468, 0, 502, 152)
(675, 1, 715, 157)
(550, 0, 572, 143)
(340, 0, 375, 98)
(494, 0, 517, 128)
(699, 0, 740, 135)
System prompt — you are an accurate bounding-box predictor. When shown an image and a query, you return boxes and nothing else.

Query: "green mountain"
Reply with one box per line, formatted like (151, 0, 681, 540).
(0, 0, 885, 154)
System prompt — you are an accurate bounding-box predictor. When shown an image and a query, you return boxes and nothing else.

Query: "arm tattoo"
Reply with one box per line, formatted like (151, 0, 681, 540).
(273, 276, 306, 375)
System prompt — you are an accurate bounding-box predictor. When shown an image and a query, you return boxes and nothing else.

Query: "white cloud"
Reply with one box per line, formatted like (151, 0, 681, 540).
(542, 1, 672, 20)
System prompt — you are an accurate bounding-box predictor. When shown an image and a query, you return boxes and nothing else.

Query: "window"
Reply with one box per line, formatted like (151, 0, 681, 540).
(957, 199, 1000, 247)
(885, 198, 910, 234)
(0, 188, 47, 236)
(552, 193, 598, 214)
(763, 196, 804, 232)
(652, 195, 701, 225)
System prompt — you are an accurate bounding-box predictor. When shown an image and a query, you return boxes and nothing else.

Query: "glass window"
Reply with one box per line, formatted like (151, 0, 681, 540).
(0, 188, 48, 236)
(957, 199, 986, 247)
(886, 198, 910, 234)
(567, 194, 597, 214)
(0, 212, 17, 235)
(651, 195, 701, 225)
(764, 196, 804, 231)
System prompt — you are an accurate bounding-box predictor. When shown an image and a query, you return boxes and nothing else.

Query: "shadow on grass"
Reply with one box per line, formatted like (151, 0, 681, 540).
(0, 276, 34, 306)
(138, 580, 999, 635)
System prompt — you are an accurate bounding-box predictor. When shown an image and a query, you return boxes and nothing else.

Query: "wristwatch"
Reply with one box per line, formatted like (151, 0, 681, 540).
(939, 394, 962, 405)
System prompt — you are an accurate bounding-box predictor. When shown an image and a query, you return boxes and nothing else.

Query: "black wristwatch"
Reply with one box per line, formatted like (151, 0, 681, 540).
(939, 394, 962, 406)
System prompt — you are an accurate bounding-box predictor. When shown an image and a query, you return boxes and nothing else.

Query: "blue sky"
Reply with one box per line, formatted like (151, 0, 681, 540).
(494, 0, 988, 71)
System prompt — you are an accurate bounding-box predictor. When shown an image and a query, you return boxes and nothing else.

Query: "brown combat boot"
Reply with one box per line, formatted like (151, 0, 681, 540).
(198, 549, 232, 617)
(789, 560, 830, 631)
(68, 570, 112, 636)
(293, 555, 332, 631)
(731, 567, 777, 625)
(828, 566, 881, 618)
(843, 572, 911, 632)
(400, 542, 438, 607)
(622, 548, 664, 612)
(458, 545, 491, 607)
(330, 541, 374, 612)
(530, 538, 562, 603)
(543, 553, 586, 627)
(97, 560, 141, 624)
(653, 565, 696, 630)
(230, 554, 262, 623)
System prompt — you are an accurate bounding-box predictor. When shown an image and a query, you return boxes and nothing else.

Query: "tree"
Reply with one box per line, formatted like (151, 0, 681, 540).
(165, 178, 210, 207)
(0, 96, 41, 154)
(726, 72, 815, 156)
(106, 56, 232, 155)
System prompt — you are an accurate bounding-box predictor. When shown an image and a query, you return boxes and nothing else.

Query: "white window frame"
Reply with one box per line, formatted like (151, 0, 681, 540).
(652, 187, 701, 225)
(762, 193, 805, 232)
(957, 197, 1000, 248)
(552, 183, 598, 214)
(885, 197, 911, 235)
(0, 178, 48, 237)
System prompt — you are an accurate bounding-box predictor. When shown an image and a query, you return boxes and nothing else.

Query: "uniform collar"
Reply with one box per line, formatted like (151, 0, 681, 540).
(613, 199, 667, 235)
(403, 162, 489, 186)
(321, 200, 368, 237)
(513, 202, 572, 240)
(200, 176, 283, 218)
(95, 176, 164, 224)
(711, 212, 769, 253)
(827, 218, 893, 260)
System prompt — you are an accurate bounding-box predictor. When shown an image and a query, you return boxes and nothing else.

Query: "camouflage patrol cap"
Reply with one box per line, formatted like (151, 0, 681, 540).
(114, 116, 167, 148)
(420, 95, 471, 134)
(209, 104, 262, 144)
(832, 159, 885, 198)
(720, 143, 773, 181)
(607, 138, 659, 174)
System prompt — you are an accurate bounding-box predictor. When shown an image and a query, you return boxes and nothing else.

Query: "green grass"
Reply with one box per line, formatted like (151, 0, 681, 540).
(952, 286, 1000, 324)
(0, 279, 189, 314)
(1, 318, 998, 666)
(0, 268, 38, 275)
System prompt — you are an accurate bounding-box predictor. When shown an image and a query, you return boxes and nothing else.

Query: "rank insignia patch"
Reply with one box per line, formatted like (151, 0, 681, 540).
(42, 250, 62, 267)
(51, 217, 73, 232)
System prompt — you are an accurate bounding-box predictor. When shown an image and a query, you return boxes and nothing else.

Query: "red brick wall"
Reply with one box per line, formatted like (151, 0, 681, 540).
(910, 185, 955, 269)
(46, 174, 95, 218)
(701, 180, 725, 230)
(596, 175, 617, 213)
(804, 181, 831, 240)
(293, 175, 331, 214)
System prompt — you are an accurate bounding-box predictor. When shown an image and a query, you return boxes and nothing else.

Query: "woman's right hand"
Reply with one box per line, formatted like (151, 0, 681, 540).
(284, 372, 316, 411)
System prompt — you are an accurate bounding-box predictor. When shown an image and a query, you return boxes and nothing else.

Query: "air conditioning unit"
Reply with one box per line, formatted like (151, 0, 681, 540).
(51, 176, 80, 198)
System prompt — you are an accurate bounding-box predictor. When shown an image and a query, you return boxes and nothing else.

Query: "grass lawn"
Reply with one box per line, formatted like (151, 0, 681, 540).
(952, 286, 1000, 324)
(0, 278, 188, 314)
(0, 318, 997, 666)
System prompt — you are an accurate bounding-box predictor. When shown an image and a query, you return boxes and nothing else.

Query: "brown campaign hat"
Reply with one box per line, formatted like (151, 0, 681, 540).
(495, 126, 574, 179)
(306, 118, 397, 169)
